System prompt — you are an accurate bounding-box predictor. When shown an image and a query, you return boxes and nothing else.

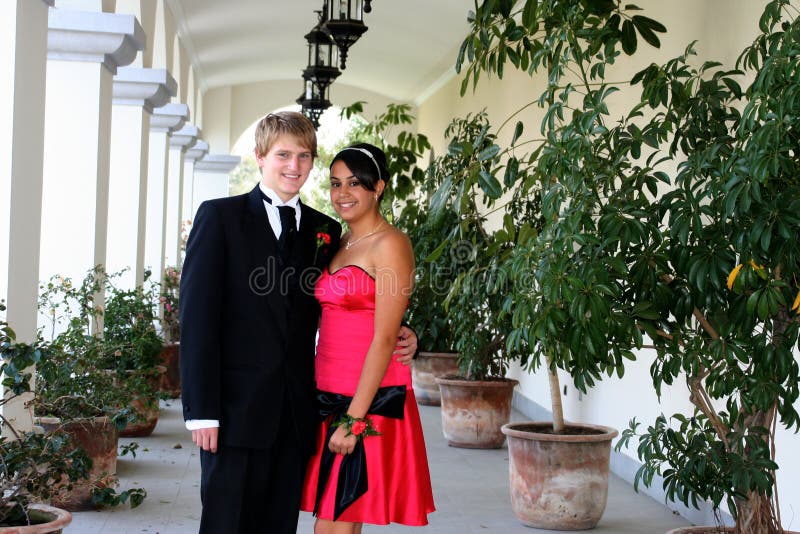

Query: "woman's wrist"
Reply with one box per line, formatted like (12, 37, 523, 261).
(333, 414, 380, 440)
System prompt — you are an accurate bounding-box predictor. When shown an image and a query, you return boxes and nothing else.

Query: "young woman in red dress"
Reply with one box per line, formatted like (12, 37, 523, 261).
(299, 143, 435, 533)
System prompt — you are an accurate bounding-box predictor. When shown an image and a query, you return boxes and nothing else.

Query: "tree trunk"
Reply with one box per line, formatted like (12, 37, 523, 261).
(546, 352, 564, 433)
(735, 491, 781, 534)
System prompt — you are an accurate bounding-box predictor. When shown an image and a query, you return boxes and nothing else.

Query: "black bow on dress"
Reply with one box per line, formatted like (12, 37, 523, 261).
(313, 385, 406, 520)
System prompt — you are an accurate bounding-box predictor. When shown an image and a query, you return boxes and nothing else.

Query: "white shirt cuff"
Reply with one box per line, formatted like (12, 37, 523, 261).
(186, 419, 220, 430)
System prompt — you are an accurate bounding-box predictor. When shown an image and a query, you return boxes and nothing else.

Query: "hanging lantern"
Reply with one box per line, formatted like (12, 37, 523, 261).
(321, 0, 370, 69)
(303, 20, 340, 93)
(296, 78, 331, 129)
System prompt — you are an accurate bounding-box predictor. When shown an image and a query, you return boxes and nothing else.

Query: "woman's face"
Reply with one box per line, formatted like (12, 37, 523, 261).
(329, 160, 383, 222)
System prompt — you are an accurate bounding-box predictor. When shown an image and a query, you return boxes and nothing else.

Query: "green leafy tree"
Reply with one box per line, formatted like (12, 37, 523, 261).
(454, 0, 800, 531)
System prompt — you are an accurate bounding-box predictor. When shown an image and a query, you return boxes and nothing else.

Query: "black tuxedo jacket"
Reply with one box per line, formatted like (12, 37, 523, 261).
(179, 185, 341, 452)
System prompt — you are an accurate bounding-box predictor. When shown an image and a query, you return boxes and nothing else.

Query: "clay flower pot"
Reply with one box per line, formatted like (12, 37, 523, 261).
(502, 421, 618, 530)
(411, 352, 459, 406)
(158, 342, 181, 398)
(120, 365, 166, 437)
(36, 416, 118, 511)
(0, 504, 72, 533)
(436, 376, 518, 448)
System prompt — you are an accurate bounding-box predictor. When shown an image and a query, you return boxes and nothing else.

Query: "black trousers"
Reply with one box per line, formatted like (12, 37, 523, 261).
(199, 412, 307, 534)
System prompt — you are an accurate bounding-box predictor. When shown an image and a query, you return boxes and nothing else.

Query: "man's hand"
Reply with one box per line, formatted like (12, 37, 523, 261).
(394, 325, 418, 366)
(192, 427, 219, 453)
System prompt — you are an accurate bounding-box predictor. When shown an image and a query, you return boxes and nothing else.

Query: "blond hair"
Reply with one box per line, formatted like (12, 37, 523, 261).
(254, 111, 317, 158)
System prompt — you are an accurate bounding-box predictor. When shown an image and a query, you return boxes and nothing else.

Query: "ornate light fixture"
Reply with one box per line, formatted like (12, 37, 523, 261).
(321, 0, 372, 69)
(296, 77, 331, 129)
(303, 17, 340, 94)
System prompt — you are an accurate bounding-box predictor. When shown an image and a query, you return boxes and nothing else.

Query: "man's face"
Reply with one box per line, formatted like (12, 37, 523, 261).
(255, 135, 314, 202)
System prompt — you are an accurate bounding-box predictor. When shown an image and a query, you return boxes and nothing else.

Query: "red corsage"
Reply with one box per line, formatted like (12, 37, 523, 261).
(350, 420, 367, 436)
(333, 414, 380, 440)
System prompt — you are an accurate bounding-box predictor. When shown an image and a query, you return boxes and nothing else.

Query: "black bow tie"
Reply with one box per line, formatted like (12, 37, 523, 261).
(260, 190, 296, 252)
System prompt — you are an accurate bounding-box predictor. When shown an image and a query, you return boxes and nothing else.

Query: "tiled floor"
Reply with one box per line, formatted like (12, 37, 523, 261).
(68, 399, 690, 533)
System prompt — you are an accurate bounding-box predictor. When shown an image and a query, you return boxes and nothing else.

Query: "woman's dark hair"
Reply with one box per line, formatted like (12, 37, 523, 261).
(330, 143, 389, 200)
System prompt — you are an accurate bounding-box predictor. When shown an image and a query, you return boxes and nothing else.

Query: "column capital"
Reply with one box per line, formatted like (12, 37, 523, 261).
(113, 67, 177, 113)
(151, 102, 189, 134)
(170, 124, 199, 151)
(47, 9, 145, 73)
(185, 139, 209, 162)
(196, 154, 242, 173)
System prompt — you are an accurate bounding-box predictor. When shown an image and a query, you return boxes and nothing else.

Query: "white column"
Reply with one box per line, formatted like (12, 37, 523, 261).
(182, 139, 208, 225)
(146, 102, 186, 287)
(164, 124, 197, 267)
(107, 67, 175, 289)
(40, 8, 143, 325)
(193, 155, 241, 215)
(0, 0, 52, 438)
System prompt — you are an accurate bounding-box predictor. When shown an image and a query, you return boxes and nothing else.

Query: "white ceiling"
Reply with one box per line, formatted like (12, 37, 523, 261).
(166, 0, 475, 103)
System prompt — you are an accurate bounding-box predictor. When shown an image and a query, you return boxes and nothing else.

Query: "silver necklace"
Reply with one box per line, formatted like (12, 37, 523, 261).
(345, 220, 385, 250)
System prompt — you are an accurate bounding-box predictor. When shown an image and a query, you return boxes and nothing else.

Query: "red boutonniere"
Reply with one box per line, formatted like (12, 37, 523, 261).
(314, 229, 332, 263)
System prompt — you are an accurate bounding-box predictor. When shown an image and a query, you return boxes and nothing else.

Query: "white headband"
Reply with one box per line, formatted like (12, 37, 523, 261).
(340, 147, 382, 179)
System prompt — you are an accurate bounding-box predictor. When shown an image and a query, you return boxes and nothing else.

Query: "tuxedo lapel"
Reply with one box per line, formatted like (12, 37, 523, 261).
(245, 186, 288, 340)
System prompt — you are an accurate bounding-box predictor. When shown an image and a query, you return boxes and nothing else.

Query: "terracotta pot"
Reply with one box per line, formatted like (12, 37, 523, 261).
(120, 365, 166, 437)
(158, 342, 181, 398)
(665, 528, 800, 534)
(36, 416, 118, 512)
(435, 376, 518, 448)
(0, 504, 72, 533)
(501, 421, 619, 530)
(411, 352, 459, 406)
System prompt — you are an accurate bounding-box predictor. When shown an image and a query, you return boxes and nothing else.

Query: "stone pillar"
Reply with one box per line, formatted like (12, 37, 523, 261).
(107, 67, 175, 289)
(0, 0, 52, 438)
(164, 124, 197, 267)
(193, 155, 241, 215)
(146, 102, 186, 287)
(40, 9, 144, 301)
(182, 139, 208, 225)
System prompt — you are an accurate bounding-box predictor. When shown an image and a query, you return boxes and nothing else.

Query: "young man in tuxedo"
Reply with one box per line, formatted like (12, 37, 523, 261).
(179, 111, 417, 534)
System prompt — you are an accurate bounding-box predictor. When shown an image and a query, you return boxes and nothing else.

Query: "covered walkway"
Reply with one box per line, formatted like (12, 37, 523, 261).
(70, 400, 690, 533)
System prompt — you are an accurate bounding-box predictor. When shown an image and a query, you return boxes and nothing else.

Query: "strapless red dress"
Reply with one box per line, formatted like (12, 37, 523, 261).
(299, 265, 435, 525)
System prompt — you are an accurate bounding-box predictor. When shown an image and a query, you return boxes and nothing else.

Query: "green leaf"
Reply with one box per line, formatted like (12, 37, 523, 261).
(477, 144, 501, 161)
(621, 20, 637, 55)
(503, 157, 520, 186)
(522, 0, 538, 33)
(478, 169, 503, 199)
(632, 15, 661, 48)
(511, 121, 524, 146)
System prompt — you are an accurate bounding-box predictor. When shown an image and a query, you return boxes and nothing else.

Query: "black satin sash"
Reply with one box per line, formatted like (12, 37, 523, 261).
(313, 385, 406, 520)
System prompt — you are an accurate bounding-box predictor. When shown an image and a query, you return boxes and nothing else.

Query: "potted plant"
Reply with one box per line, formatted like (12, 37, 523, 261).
(0, 302, 85, 532)
(425, 111, 523, 449)
(610, 3, 800, 532)
(458, 0, 800, 532)
(445, 0, 677, 528)
(397, 190, 462, 405)
(101, 270, 165, 437)
(34, 271, 147, 510)
(158, 265, 181, 398)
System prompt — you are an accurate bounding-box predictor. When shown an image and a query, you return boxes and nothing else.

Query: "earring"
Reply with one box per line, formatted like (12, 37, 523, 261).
(374, 194, 378, 201)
